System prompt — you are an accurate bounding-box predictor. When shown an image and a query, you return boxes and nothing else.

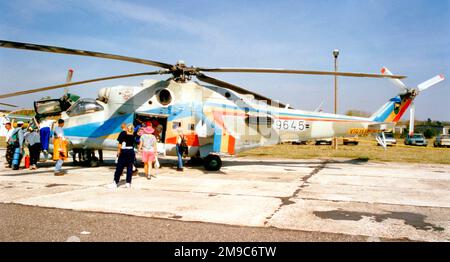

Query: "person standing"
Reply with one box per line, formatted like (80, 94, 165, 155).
(4, 121, 14, 168)
(39, 120, 52, 161)
(109, 124, 136, 188)
(25, 126, 41, 170)
(117, 122, 138, 173)
(134, 119, 143, 145)
(175, 128, 185, 172)
(53, 119, 68, 176)
(138, 124, 157, 179)
(11, 121, 25, 170)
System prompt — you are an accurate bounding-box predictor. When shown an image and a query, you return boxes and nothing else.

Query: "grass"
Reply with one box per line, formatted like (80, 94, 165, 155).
(1, 136, 448, 165)
(238, 137, 450, 165)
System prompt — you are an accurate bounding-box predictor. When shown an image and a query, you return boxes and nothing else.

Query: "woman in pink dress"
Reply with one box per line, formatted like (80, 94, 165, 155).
(138, 124, 157, 179)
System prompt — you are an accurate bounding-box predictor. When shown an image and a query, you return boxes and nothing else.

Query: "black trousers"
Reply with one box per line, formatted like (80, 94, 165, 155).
(29, 143, 41, 166)
(114, 149, 135, 184)
(6, 144, 14, 166)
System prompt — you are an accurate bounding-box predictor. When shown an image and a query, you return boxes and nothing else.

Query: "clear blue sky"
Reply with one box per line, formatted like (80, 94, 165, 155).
(1, 0, 449, 120)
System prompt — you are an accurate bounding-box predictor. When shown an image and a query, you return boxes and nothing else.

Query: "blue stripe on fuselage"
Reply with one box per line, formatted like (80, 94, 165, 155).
(64, 104, 196, 138)
(64, 114, 133, 138)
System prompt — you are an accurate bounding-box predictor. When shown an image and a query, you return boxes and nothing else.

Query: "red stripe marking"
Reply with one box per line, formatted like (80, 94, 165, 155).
(166, 134, 200, 146)
(228, 136, 235, 155)
(393, 99, 411, 122)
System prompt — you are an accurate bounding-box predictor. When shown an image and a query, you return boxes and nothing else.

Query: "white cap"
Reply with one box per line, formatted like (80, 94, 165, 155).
(17, 121, 24, 125)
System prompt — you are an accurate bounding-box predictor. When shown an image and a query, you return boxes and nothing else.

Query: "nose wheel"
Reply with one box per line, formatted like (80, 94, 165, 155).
(72, 149, 102, 167)
(203, 154, 222, 171)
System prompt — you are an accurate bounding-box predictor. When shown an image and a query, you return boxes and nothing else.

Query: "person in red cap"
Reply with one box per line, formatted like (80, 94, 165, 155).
(138, 123, 157, 179)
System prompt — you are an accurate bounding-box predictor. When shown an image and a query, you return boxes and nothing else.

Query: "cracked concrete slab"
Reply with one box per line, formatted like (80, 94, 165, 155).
(15, 186, 281, 227)
(267, 198, 450, 241)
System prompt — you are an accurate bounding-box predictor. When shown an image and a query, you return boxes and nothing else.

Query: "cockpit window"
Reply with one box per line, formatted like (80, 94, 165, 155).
(35, 99, 62, 115)
(67, 98, 104, 117)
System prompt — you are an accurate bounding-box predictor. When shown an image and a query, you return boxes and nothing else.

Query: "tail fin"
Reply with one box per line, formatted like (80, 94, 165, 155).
(370, 94, 413, 123)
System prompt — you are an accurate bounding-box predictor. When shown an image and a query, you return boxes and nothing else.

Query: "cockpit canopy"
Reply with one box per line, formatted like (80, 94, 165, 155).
(66, 98, 104, 117)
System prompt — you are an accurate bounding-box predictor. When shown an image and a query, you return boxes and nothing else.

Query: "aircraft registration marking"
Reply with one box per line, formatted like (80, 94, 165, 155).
(273, 120, 307, 132)
(348, 128, 382, 135)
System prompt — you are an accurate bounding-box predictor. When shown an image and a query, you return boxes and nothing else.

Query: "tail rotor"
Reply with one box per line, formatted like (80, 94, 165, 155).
(381, 67, 445, 136)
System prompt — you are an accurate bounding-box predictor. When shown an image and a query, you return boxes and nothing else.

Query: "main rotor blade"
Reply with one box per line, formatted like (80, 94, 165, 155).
(197, 67, 406, 79)
(0, 102, 18, 107)
(0, 40, 174, 69)
(0, 71, 168, 99)
(196, 73, 286, 107)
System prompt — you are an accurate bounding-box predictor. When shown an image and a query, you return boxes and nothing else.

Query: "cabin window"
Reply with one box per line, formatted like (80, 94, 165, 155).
(188, 123, 195, 131)
(157, 89, 172, 106)
(67, 98, 104, 117)
(245, 116, 273, 128)
(172, 122, 181, 129)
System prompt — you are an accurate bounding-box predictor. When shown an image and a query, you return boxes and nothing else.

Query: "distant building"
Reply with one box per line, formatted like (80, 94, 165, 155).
(393, 124, 406, 134)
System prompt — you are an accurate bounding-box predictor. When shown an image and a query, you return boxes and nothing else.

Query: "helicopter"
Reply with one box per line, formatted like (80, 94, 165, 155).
(0, 40, 445, 170)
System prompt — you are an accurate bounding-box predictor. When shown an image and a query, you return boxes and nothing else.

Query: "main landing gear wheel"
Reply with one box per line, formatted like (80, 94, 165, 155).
(72, 149, 100, 167)
(203, 154, 222, 171)
(89, 156, 100, 167)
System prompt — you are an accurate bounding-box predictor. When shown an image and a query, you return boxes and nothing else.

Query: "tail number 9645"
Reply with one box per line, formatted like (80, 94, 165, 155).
(274, 120, 307, 132)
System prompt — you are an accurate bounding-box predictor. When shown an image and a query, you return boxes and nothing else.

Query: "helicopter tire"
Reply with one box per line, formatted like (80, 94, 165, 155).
(203, 154, 222, 171)
(88, 156, 100, 168)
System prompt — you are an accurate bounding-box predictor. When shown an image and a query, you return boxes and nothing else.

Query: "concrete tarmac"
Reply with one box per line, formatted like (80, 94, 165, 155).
(0, 151, 449, 241)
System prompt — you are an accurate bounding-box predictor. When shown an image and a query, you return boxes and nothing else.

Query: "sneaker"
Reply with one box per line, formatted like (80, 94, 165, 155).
(177, 168, 183, 172)
(125, 183, 131, 188)
(54, 171, 64, 176)
(107, 182, 118, 189)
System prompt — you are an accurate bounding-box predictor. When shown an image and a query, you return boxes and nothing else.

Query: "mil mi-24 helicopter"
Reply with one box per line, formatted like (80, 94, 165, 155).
(0, 40, 445, 170)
